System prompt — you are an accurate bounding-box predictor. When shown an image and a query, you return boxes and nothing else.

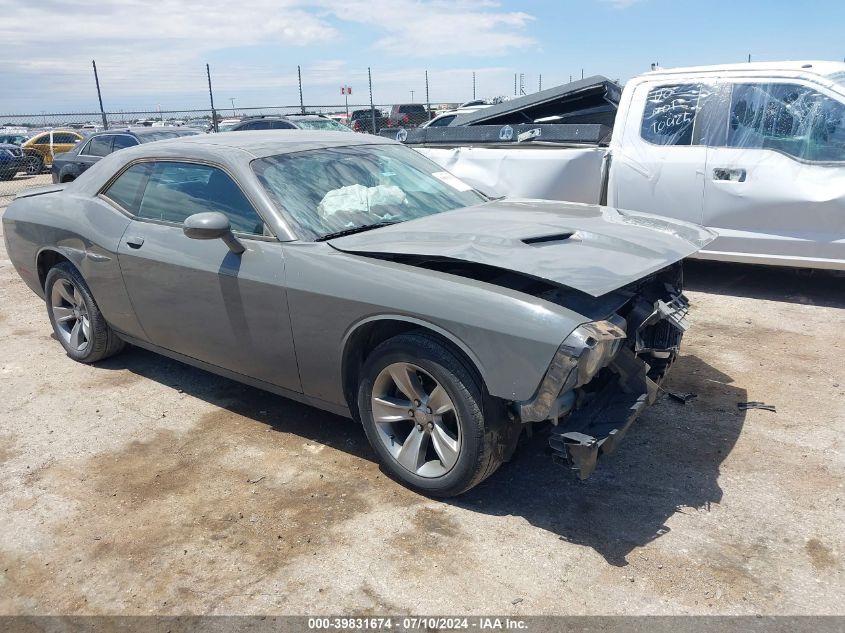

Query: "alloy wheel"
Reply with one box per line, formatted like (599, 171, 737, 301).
(50, 279, 91, 352)
(371, 362, 462, 478)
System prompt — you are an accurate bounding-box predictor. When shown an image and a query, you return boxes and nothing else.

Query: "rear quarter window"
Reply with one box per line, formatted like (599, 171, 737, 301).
(102, 163, 153, 215)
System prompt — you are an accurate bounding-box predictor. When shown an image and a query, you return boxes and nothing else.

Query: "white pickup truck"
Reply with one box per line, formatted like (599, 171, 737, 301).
(403, 61, 845, 271)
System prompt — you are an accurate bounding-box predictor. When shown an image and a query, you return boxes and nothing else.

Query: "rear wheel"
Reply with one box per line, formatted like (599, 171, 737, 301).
(357, 333, 507, 497)
(25, 155, 43, 175)
(45, 262, 125, 363)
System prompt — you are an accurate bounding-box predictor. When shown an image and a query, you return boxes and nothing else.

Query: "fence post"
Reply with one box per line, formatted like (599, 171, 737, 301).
(368, 67, 376, 135)
(92, 60, 108, 130)
(206, 63, 219, 133)
(425, 70, 430, 120)
(298, 65, 305, 114)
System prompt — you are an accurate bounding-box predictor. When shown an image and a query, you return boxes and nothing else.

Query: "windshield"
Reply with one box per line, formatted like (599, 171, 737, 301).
(253, 144, 486, 241)
(0, 134, 27, 145)
(293, 118, 351, 132)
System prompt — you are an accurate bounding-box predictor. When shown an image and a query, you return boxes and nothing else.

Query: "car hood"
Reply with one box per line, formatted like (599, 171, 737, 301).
(329, 199, 716, 297)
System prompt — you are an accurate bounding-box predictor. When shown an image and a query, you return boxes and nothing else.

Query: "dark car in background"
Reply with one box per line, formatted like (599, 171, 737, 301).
(51, 127, 200, 183)
(350, 109, 385, 133)
(227, 114, 352, 132)
(386, 104, 430, 128)
(0, 143, 27, 180)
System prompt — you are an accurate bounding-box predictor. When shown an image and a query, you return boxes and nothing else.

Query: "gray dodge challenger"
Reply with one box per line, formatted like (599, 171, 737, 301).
(2, 131, 715, 496)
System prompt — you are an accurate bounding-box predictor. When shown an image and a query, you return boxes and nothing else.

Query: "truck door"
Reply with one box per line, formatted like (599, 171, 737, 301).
(702, 80, 845, 266)
(609, 82, 710, 225)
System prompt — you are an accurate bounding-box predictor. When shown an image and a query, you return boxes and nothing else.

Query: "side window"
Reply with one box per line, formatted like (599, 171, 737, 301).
(268, 120, 295, 129)
(640, 83, 704, 146)
(34, 134, 51, 145)
(102, 163, 153, 215)
(85, 135, 113, 157)
(727, 83, 845, 162)
(53, 133, 79, 144)
(137, 162, 265, 234)
(112, 135, 139, 151)
(428, 115, 455, 127)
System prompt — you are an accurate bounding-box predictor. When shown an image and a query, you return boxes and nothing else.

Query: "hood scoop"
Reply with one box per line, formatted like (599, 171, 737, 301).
(522, 232, 575, 246)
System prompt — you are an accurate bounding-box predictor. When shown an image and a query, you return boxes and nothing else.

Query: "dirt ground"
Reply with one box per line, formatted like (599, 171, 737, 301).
(0, 191, 843, 615)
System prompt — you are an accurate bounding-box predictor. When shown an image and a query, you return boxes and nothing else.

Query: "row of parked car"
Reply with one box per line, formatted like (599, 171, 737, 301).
(0, 129, 86, 180)
(0, 101, 490, 184)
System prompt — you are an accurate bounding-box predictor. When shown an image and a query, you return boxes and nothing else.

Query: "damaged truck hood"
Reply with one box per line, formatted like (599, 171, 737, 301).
(329, 199, 716, 297)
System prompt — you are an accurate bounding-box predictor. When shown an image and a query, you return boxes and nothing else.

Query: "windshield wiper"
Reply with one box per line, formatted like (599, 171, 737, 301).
(315, 221, 399, 241)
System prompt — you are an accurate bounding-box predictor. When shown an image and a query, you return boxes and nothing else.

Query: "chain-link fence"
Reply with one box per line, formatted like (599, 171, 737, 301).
(0, 101, 470, 201)
(1, 60, 562, 201)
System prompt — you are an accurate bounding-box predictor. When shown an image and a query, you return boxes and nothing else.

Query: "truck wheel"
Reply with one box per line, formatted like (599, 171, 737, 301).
(357, 333, 506, 497)
(44, 262, 125, 363)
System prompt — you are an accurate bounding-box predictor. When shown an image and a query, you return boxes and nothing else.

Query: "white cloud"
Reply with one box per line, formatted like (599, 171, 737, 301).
(320, 0, 535, 57)
(0, 0, 536, 112)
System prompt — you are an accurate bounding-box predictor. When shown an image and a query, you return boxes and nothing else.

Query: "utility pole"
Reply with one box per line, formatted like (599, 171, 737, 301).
(92, 60, 108, 130)
(748, 54, 752, 63)
(472, 72, 476, 100)
(206, 63, 218, 132)
(368, 67, 376, 135)
(425, 70, 430, 121)
(539, 74, 542, 92)
(581, 68, 584, 80)
(297, 65, 305, 114)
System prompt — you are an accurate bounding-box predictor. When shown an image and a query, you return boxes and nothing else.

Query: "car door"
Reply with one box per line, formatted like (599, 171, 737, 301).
(609, 81, 711, 225)
(702, 80, 845, 265)
(107, 160, 302, 392)
(52, 132, 82, 156)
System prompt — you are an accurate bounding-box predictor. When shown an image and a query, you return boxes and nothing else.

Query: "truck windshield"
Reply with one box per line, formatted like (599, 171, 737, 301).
(252, 144, 486, 241)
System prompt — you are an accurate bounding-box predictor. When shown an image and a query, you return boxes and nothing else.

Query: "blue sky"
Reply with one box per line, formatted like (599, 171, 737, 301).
(1, 0, 844, 115)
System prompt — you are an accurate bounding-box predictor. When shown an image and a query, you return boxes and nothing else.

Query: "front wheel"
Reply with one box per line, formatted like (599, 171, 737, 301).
(357, 333, 507, 497)
(44, 262, 125, 363)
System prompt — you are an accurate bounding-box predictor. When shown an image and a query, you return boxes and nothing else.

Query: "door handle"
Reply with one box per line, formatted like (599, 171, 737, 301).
(713, 168, 746, 182)
(126, 236, 145, 249)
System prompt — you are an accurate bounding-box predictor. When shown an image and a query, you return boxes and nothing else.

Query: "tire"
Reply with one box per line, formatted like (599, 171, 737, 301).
(25, 155, 43, 175)
(357, 332, 508, 497)
(44, 262, 125, 363)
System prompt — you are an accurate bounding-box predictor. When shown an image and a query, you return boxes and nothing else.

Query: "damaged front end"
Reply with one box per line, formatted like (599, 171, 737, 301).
(516, 264, 689, 479)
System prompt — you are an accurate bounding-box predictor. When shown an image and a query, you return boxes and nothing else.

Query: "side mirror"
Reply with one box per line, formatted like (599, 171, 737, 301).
(183, 212, 245, 254)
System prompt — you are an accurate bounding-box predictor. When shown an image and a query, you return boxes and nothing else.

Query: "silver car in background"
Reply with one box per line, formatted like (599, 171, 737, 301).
(2, 131, 715, 496)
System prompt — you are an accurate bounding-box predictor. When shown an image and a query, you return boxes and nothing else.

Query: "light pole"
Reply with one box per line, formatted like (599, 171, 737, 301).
(230, 98, 236, 116)
(409, 89, 414, 103)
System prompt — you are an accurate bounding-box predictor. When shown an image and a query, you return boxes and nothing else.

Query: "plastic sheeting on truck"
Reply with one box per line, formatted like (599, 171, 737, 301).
(415, 146, 609, 204)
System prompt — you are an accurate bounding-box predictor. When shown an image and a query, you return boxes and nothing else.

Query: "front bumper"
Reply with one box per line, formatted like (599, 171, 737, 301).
(0, 155, 27, 175)
(515, 274, 690, 479)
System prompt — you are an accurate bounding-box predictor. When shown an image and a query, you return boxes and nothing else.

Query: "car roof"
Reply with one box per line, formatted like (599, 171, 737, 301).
(646, 60, 845, 78)
(119, 129, 397, 159)
(88, 127, 198, 138)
